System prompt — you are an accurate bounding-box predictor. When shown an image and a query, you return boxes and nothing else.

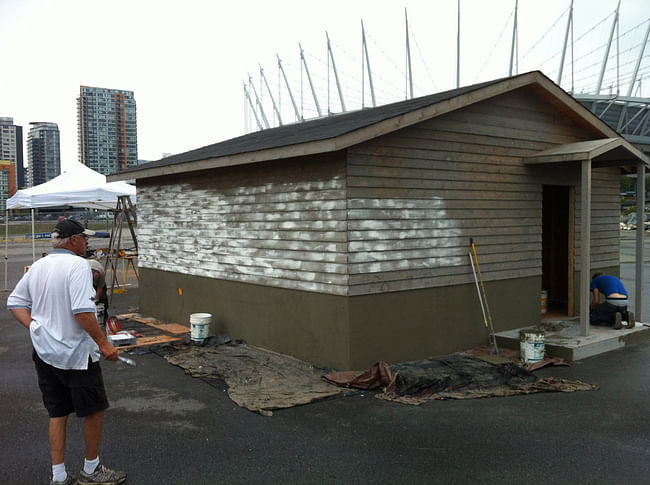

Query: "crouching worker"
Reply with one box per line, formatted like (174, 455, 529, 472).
(590, 272, 635, 329)
(7, 219, 127, 485)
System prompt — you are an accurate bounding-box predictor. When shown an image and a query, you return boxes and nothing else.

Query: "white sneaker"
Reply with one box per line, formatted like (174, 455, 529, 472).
(78, 463, 126, 485)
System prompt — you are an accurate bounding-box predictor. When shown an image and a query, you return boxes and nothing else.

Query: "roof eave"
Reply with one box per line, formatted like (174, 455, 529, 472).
(525, 137, 649, 167)
(108, 71, 621, 182)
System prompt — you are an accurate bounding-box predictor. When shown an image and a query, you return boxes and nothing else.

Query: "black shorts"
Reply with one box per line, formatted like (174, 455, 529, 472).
(32, 350, 109, 418)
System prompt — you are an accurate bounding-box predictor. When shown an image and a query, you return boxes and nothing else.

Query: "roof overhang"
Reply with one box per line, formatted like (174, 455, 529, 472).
(109, 71, 622, 182)
(524, 137, 649, 170)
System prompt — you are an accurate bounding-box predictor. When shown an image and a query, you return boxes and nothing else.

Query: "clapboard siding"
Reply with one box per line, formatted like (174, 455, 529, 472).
(356, 136, 544, 161)
(137, 156, 350, 295)
(347, 164, 535, 185)
(420, 118, 584, 146)
(137, 86, 622, 298)
(346, 88, 597, 295)
(574, 166, 622, 269)
(348, 187, 540, 200)
(347, 176, 540, 193)
(353, 145, 525, 167)
(407, 127, 558, 152)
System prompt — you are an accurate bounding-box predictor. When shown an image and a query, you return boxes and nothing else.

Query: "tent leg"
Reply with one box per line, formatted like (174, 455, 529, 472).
(4, 209, 8, 290)
(31, 209, 35, 263)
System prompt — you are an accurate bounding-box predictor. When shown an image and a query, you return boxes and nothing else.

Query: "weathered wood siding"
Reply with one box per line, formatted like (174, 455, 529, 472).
(347, 86, 603, 296)
(137, 86, 618, 300)
(575, 166, 621, 270)
(137, 155, 350, 295)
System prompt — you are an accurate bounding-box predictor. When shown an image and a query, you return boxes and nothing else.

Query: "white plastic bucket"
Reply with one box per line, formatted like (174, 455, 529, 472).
(190, 313, 212, 342)
(520, 330, 545, 363)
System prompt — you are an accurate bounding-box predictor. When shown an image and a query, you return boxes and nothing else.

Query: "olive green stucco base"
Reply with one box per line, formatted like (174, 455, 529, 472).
(140, 268, 541, 370)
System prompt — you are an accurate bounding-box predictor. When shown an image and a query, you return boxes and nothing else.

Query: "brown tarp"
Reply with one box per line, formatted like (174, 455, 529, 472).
(325, 355, 598, 406)
(165, 343, 597, 415)
(324, 362, 394, 390)
(164, 342, 346, 416)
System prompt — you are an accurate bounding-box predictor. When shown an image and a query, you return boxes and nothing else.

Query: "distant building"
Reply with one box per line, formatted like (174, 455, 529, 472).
(27, 122, 61, 186)
(77, 86, 138, 175)
(0, 117, 24, 188)
(0, 160, 17, 210)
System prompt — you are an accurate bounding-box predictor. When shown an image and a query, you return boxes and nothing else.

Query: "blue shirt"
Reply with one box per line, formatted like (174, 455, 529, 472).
(590, 275, 627, 297)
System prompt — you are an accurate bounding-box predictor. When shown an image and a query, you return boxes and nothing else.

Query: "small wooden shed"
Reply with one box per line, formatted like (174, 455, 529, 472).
(109, 71, 648, 370)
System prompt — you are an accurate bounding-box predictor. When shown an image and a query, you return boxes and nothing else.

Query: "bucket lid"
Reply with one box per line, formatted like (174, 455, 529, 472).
(519, 329, 545, 338)
(190, 313, 212, 318)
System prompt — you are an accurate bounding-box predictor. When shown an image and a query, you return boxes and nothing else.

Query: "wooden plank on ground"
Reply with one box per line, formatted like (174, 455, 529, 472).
(154, 323, 191, 334)
(118, 313, 190, 334)
(115, 335, 182, 350)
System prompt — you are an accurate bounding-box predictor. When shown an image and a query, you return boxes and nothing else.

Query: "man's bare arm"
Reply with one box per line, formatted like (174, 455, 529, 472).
(10, 308, 32, 329)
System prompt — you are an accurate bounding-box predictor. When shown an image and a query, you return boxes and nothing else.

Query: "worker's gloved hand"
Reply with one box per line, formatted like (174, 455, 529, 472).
(99, 341, 119, 361)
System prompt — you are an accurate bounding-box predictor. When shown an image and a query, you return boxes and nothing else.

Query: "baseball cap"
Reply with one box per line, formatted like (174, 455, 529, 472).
(52, 219, 96, 238)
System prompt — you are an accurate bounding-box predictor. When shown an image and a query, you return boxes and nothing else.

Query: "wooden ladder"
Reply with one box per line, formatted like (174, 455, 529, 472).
(104, 195, 138, 302)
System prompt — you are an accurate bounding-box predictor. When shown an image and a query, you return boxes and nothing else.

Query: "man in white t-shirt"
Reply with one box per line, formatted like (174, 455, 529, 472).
(8, 219, 127, 485)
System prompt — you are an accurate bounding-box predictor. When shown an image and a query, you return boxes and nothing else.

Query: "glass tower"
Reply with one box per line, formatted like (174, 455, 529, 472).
(28, 122, 61, 186)
(77, 86, 138, 175)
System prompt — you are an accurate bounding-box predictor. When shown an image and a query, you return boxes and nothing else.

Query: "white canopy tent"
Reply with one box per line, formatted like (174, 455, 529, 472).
(7, 162, 136, 210)
(4, 163, 136, 288)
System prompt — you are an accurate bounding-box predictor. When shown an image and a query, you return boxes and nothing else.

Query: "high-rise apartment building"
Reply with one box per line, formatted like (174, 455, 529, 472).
(77, 86, 138, 175)
(0, 160, 17, 210)
(27, 122, 61, 186)
(0, 117, 25, 188)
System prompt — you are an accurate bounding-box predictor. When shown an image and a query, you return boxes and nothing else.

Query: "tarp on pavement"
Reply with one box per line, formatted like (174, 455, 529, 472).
(165, 343, 597, 414)
(325, 355, 598, 405)
(165, 342, 346, 416)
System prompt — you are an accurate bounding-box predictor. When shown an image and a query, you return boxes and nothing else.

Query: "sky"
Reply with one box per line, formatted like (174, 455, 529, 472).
(1, 0, 649, 173)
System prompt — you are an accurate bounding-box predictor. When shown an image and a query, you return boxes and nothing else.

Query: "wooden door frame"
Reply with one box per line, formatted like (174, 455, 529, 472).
(567, 186, 575, 317)
(542, 185, 575, 317)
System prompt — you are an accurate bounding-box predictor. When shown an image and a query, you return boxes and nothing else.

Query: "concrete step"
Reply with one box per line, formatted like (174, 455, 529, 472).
(494, 319, 650, 361)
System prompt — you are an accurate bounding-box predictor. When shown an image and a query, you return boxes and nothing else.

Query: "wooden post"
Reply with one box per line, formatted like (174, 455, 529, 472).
(635, 161, 645, 321)
(4, 209, 8, 290)
(580, 159, 591, 336)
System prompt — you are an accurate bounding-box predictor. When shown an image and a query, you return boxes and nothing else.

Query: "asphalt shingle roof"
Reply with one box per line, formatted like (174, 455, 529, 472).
(127, 76, 510, 174)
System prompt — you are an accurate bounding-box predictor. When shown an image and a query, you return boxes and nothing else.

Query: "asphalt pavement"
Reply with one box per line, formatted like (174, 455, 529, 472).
(1, 238, 649, 484)
(620, 230, 650, 319)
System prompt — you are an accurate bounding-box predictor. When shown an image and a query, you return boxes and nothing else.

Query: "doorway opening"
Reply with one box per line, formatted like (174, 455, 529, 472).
(542, 185, 575, 317)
